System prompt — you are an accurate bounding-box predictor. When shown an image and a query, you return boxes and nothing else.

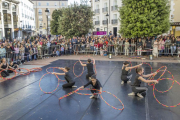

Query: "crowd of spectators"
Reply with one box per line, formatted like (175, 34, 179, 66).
(0, 33, 180, 66)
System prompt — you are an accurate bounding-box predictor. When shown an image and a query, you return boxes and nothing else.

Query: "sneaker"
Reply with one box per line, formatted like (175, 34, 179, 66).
(72, 86, 77, 88)
(137, 93, 144, 98)
(121, 81, 124, 85)
(127, 81, 131, 84)
(128, 92, 135, 96)
(89, 95, 94, 99)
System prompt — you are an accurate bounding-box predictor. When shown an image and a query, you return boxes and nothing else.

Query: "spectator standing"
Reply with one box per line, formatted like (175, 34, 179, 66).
(0, 44, 6, 59)
(153, 39, 158, 57)
(170, 37, 176, 57)
(137, 38, 143, 56)
(124, 39, 129, 56)
(19, 44, 25, 63)
(158, 38, 165, 57)
(25, 45, 30, 62)
(164, 37, 171, 56)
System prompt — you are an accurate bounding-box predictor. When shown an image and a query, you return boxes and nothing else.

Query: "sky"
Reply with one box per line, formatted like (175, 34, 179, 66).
(68, 0, 80, 5)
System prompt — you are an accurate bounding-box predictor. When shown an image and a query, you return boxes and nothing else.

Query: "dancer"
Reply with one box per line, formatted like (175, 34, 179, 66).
(52, 67, 77, 88)
(79, 59, 95, 80)
(78, 75, 102, 99)
(0, 58, 10, 77)
(8, 61, 21, 73)
(121, 61, 142, 85)
(128, 67, 158, 98)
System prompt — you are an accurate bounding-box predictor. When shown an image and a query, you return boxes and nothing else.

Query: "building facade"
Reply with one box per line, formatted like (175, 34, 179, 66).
(0, 0, 20, 41)
(32, 0, 68, 36)
(91, 0, 122, 36)
(170, 0, 180, 37)
(18, 0, 35, 39)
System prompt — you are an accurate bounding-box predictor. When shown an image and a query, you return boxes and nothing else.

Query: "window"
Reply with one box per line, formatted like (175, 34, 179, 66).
(113, 14, 117, 19)
(96, 5, 99, 9)
(104, 3, 107, 7)
(62, 2, 64, 6)
(38, 9, 42, 13)
(113, 0, 117, 6)
(55, 2, 57, 6)
(96, 16, 99, 21)
(38, 2, 41, 6)
(47, 2, 49, 6)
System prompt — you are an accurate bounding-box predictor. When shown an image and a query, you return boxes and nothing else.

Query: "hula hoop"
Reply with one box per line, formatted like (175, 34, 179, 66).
(16, 68, 31, 75)
(0, 69, 17, 80)
(46, 67, 60, 73)
(30, 68, 42, 72)
(59, 88, 124, 111)
(153, 78, 180, 108)
(39, 72, 61, 94)
(73, 61, 84, 78)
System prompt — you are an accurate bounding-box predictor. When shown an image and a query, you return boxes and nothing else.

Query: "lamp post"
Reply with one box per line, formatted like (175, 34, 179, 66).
(45, 8, 49, 37)
(106, 13, 109, 36)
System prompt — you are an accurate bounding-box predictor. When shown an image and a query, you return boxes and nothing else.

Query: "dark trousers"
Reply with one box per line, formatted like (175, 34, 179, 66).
(90, 87, 99, 98)
(132, 86, 147, 94)
(62, 82, 75, 88)
(1, 70, 10, 77)
(86, 73, 95, 80)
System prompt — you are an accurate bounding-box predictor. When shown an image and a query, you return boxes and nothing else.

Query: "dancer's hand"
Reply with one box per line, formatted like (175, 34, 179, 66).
(52, 72, 56, 74)
(154, 80, 159, 84)
(78, 86, 84, 90)
(153, 72, 157, 75)
(139, 64, 142, 66)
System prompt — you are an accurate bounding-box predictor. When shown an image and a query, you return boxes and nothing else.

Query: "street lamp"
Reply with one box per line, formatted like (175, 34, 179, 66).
(45, 8, 49, 37)
(106, 13, 109, 36)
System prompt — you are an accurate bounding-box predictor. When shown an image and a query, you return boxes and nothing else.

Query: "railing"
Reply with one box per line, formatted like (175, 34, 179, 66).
(112, 19, 118, 24)
(102, 7, 108, 13)
(111, 5, 118, 11)
(102, 20, 107, 25)
(94, 9, 100, 14)
(95, 21, 100, 25)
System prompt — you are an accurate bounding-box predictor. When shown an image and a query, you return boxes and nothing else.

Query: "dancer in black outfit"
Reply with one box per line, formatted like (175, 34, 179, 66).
(121, 61, 142, 85)
(52, 67, 77, 88)
(8, 61, 21, 73)
(128, 67, 158, 98)
(79, 59, 95, 80)
(78, 75, 102, 99)
(0, 58, 10, 77)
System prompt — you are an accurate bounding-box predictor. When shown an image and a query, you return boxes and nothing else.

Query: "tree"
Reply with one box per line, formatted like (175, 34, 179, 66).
(50, 9, 62, 35)
(119, 0, 170, 38)
(57, 3, 94, 38)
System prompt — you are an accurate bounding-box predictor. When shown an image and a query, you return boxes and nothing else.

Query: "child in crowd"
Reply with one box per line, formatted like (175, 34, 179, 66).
(65, 44, 68, 55)
(104, 48, 107, 56)
(61, 46, 64, 55)
(29, 47, 33, 61)
(56, 48, 60, 56)
(69, 43, 72, 55)
(100, 47, 104, 56)
(124, 39, 129, 56)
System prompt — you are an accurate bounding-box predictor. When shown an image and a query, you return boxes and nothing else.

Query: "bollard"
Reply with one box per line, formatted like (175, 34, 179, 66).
(109, 54, 112, 59)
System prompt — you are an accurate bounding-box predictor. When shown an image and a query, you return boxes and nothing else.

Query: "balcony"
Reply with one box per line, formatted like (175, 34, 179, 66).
(102, 20, 107, 25)
(111, 5, 118, 11)
(38, 12, 42, 15)
(94, 9, 100, 14)
(111, 19, 118, 24)
(102, 7, 108, 13)
(95, 0, 100, 2)
(95, 21, 100, 25)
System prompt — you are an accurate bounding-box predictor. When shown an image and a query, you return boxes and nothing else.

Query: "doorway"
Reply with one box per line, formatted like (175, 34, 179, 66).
(113, 27, 117, 37)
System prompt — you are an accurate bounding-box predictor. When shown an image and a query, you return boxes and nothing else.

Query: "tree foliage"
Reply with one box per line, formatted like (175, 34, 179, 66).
(50, 9, 62, 35)
(57, 3, 94, 38)
(119, 0, 170, 38)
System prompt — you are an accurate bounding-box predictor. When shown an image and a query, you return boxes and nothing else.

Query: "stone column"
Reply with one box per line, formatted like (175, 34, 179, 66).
(10, 2, 14, 40)
(1, 2, 5, 40)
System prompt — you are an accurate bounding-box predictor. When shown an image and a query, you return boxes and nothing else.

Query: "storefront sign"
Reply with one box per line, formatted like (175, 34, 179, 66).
(171, 22, 180, 26)
(93, 31, 106, 35)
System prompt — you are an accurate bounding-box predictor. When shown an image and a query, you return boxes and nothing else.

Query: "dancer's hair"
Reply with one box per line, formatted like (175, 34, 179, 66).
(88, 59, 91, 63)
(123, 61, 129, 65)
(65, 67, 70, 71)
(136, 67, 143, 73)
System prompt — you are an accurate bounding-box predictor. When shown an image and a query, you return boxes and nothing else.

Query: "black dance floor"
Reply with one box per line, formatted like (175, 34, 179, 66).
(0, 59, 180, 120)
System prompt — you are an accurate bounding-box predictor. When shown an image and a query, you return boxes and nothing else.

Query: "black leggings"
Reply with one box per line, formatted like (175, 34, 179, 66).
(90, 87, 99, 97)
(132, 86, 147, 94)
(86, 73, 95, 80)
(121, 74, 132, 83)
(62, 82, 75, 88)
(1, 71, 10, 77)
